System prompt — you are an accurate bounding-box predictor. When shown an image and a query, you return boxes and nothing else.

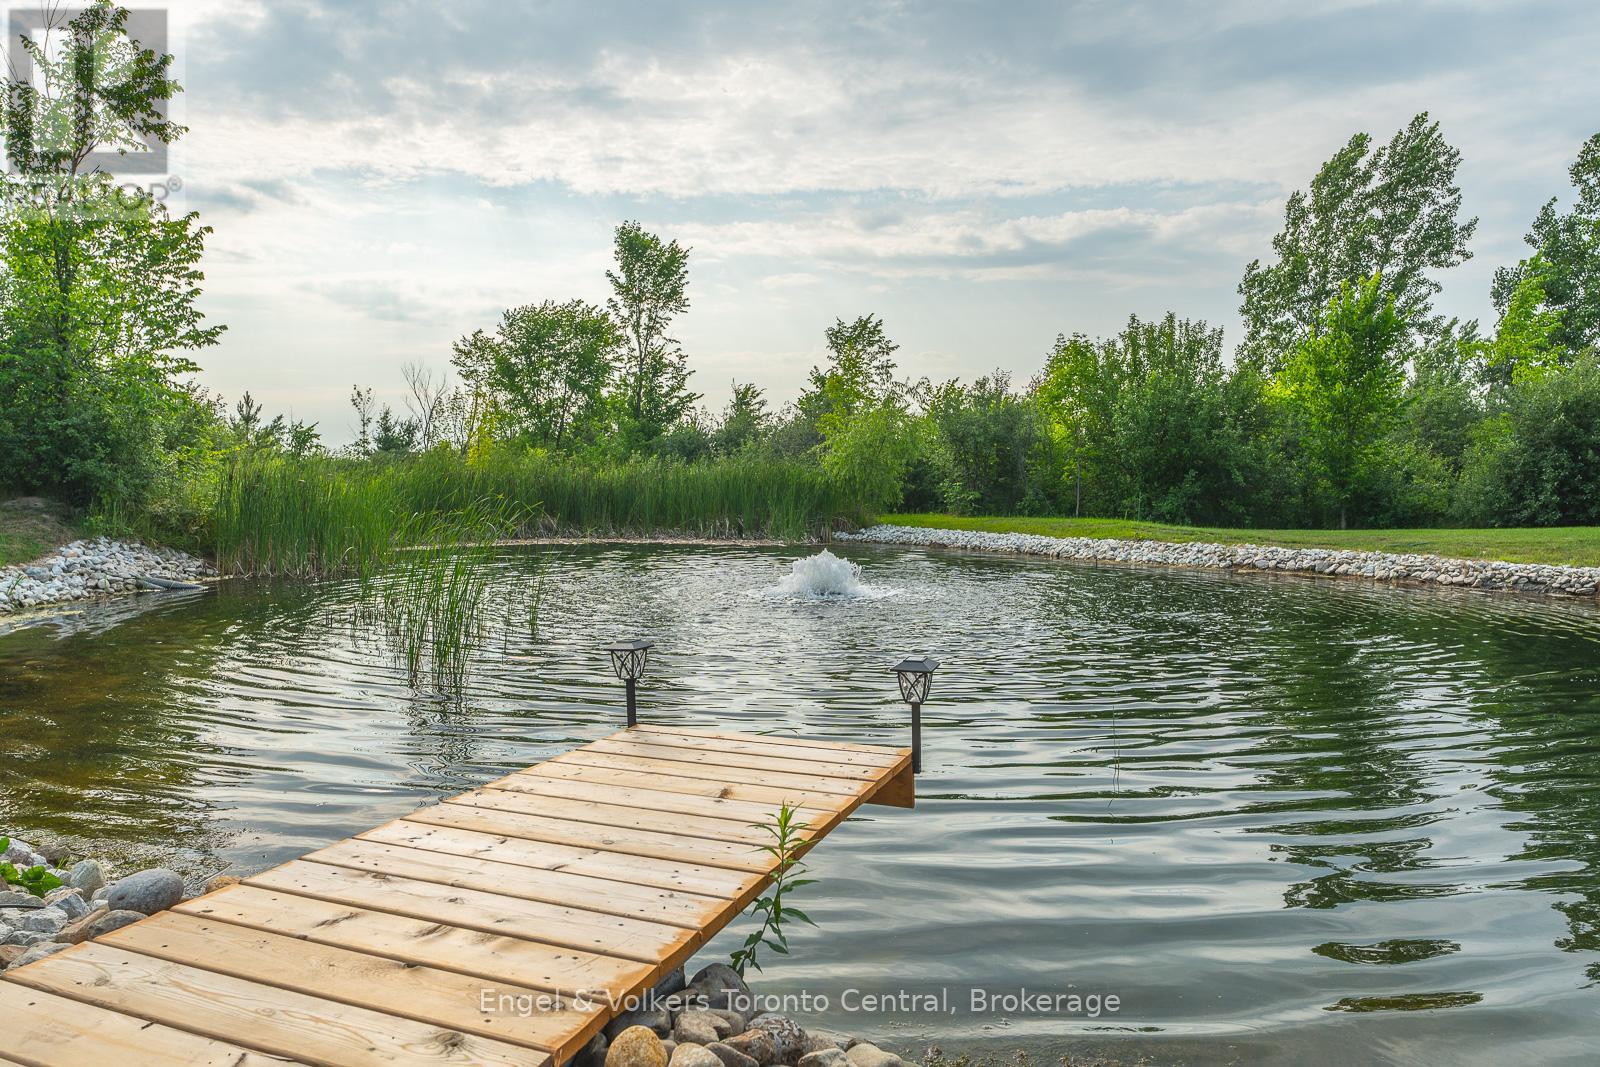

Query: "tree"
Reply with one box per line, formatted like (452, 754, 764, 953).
(1485, 260, 1568, 386)
(1238, 113, 1476, 370)
(0, 1, 221, 504)
(402, 361, 448, 450)
(606, 220, 696, 438)
(713, 381, 770, 454)
(486, 299, 619, 449)
(1492, 131, 1600, 355)
(1274, 274, 1409, 528)
(799, 314, 900, 420)
(919, 372, 1044, 515)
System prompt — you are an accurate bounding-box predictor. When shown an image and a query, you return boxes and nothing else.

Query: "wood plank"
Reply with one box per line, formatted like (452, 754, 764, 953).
(452, 785, 792, 845)
(304, 837, 725, 929)
(177, 883, 654, 1001)
(102, 911, 597, 1056)
(530, 757, 857, 811)
(584, 737, 883, 782)
(6, 943, 540, 1067)
(551, 748, 862, 797)
(433, 796, 774, 872)
(247, 860, 699, 968)
(631, 723, 910, 757)
(0, 980, 300, 1067)
(365, 818, 762, 901)
(492, 771, 840, 830)
(625, 725, 904, 767)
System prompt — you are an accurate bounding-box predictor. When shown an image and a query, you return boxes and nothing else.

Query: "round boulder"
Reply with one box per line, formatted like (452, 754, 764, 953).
(606, 1026, 668, 1067)
(105, 868, 183, 915)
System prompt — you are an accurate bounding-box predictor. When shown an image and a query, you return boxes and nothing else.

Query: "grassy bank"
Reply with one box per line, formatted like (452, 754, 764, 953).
(0, 498, 82, 567)
(882, 514, 1600, 568)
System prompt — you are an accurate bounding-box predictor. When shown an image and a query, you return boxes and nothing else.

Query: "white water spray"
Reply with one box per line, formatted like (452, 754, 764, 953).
(760, 549, 895, 600)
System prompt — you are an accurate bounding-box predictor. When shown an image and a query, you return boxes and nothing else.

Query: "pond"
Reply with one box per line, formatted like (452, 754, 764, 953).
(3, 543, 1599, 1065)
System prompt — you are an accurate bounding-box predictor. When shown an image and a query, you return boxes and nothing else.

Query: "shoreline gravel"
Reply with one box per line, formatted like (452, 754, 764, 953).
(0, 537, 214, 615)
(835, 524, 1600, 600)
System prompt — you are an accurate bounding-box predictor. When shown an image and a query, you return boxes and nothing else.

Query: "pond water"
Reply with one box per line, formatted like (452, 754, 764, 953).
(3, 543, 1600, 1065)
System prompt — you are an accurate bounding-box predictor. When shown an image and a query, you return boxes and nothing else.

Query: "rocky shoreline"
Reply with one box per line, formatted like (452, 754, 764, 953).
(589, 961, 916, 1067)
(0, 834, 197, 971)
(0, 537, 213, 615)
(835, 524, 1600, 600)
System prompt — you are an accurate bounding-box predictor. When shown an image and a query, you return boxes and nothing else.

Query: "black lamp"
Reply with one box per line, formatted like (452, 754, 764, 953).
(891, 655, 938, 772)
(606, 639, 653, 726)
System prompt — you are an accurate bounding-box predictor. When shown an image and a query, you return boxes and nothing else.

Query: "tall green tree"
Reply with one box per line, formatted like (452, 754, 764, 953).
(1273, 273, 1409, 528)
(1238, 113, 1476, 370)
(606, 220, 696, 438)
(1485, 261, 1568, 386)
(1492, 131, 1600, 355)
(798, 314, 900, 421)
(451, 299, 620, 450)
(0, 1, 221, 504)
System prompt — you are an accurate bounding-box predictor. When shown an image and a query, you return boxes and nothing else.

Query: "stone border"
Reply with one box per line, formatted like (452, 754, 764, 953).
(834, 525, 1600, 600)
(0, 537, 214, 615)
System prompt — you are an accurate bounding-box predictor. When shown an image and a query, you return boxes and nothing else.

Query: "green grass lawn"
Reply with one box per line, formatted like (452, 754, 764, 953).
(882, 513, 1600, 568)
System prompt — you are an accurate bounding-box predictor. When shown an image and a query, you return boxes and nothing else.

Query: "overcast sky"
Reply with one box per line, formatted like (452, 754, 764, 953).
(104, 0, 1600, 442)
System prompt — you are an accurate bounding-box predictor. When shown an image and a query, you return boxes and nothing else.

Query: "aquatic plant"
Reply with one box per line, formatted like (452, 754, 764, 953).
(0, 837, 63, 898)
(730, 803, 817, 975)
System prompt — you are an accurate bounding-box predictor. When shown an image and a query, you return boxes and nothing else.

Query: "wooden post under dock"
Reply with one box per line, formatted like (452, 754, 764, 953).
(1, 724, 915, 1067)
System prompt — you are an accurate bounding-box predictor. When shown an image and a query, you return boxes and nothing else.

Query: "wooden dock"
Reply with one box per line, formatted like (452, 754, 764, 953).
(1, 724, 914, 1067)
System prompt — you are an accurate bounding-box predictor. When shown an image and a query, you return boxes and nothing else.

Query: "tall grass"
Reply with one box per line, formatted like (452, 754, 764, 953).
(209, 448, 863, 578)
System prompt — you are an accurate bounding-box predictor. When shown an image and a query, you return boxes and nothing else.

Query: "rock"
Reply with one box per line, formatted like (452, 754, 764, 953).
(722, 1031, 777, 1067)
(58, 908, 144, 944)
(0, 890, 45, 911)
(661, 1042, 677, 1060)
(707, 1010, 748, 1037)
(799, 1052, 847, 1067)
(607, 1006, 673, 1041)
(105, 868, 183, 915)
(687, 962, 752, 1014)
(0, 943, 27, 968)
(671, 1045, 726, 1067)
(749, 1016, 807, 1064)
(2, 929, 46, 947)
(803, 1033, 849, 1054)
(846, 1045, 905, 1067)
(606, 1026, 668, 1067)
(205, 874, 243, 893)
(654, 964, 687, 998)
(43, 887, 89, 920)
(706, 1042, 760, 1067)
(10, 941, 68, 968)
(16, 906, 68, 935)
(675, 1009, 733, 1046)
(66, 859, 106, 895)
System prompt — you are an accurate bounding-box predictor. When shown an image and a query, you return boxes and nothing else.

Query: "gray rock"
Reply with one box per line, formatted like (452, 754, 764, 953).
(67, 858, 106, 895)
(803, 1033, 849, 1054)
(43, 887, 89, 920)
(16, 906, 68, 935)
(706, 1043, 759, 1067)
(671, 1045, 725, 1067)
(845, 1045, 905, 1067)
(576, 1031, 609, 1067)
(749, 1016, 807, 1064)
(799, 1052, 847, 1067)
(687, 962, 753, 1014)
(10, 941, 68, 968)
(105, 868, 183, 915)
(59, 908, 144, 944)
(607, 1007, 673, 1041)
(654, 964, 687, 998)
(0, 891, 45, 911)
(707, 1010, 748, 1037)
(722, 1032, 777, 1067)
(675, 1009, 732, 1046)
(39, 843, 71, 867)
(2, 928, 46, 947)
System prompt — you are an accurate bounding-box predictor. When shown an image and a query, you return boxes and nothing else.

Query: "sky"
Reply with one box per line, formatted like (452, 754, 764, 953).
(60, 0, 1600, 443)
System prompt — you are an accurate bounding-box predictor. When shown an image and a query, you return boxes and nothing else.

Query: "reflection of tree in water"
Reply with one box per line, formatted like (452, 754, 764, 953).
(0, 582, 331, 873)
